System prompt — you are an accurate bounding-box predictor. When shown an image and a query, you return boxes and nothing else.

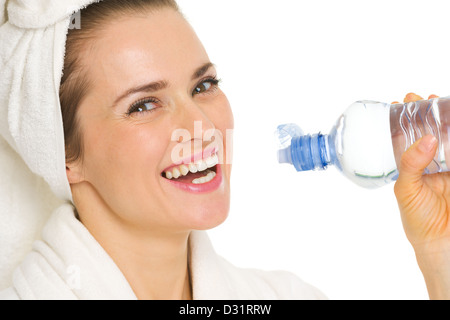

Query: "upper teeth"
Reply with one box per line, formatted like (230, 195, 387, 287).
(164, 153, 219, 180)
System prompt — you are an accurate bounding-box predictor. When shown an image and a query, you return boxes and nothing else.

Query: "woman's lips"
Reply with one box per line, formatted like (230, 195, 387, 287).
(162, 163, 223, 193)
(160, 147, 223, 193)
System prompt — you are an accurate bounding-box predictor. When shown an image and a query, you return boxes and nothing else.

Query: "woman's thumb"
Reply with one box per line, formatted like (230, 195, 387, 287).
(395, 135, 437, 193)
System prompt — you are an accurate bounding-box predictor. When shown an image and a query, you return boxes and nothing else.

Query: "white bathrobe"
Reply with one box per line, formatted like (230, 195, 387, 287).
(0, 204, 326, 300)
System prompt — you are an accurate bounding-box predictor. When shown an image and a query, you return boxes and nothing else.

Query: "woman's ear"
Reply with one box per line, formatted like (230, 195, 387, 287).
(66, 162, 85, 185)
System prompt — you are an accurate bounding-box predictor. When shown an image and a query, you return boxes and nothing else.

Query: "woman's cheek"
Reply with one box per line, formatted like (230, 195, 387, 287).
(84, 120, 156, 181)
(216, 94, 234, 163)
(111, 124, 164, 170)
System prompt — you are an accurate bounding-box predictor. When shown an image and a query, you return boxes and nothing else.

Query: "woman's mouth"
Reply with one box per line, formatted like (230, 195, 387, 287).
(161, 150, 223, 193)
(163, 152, 218, 183)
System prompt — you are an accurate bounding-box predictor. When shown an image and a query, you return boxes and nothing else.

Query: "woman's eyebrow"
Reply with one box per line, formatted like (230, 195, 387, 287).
(112, 80, 168, 106)
(192, 62, 215, 80)
(112, 62, 215, 106)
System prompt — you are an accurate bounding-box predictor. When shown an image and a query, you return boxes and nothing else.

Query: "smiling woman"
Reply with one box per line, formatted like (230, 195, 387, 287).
(58, 0, 235, 300)
(0, 0, 325, 300)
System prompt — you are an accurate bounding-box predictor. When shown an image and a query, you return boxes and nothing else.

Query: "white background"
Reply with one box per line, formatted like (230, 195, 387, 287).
(178, 0, 450, 299)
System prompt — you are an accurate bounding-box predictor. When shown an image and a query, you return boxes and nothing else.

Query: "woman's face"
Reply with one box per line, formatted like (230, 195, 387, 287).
(71, 8, 233, 233)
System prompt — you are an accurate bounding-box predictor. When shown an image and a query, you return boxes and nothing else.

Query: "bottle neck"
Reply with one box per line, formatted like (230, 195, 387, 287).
(290, 133, 331, 171)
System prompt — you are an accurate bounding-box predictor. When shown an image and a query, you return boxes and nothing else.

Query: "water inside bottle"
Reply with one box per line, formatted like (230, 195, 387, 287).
(335, 101, 398, 188)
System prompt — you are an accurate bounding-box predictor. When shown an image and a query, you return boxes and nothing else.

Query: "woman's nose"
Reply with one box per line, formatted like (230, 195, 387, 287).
(169, 98, 221, 164)
(172, 98, 217, 143)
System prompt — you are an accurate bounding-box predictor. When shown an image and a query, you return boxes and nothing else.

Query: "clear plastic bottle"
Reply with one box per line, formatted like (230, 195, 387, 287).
(276, 96, 450, 188)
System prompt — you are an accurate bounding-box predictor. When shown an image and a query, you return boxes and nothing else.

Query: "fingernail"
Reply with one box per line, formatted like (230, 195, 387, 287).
(419, 136, 437, 153)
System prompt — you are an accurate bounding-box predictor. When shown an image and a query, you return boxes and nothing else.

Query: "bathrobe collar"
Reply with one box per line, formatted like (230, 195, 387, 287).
(10, 204, 237, 300)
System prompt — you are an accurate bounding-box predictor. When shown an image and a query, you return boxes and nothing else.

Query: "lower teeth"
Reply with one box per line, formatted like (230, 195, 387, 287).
(192, 170, 216, 184)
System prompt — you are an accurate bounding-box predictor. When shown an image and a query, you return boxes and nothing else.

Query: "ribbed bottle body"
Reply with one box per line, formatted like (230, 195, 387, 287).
(390, 97, 450, 175)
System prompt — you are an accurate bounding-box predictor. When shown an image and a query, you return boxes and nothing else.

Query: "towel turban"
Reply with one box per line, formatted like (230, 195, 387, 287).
(0, 0, 101, 289)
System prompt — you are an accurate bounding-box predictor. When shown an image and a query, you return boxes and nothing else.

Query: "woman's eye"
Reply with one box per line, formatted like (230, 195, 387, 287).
(135, 102, 156, 112)
(193, 78, 220, 95)
(194, 81, 212, 94)
(127, 99, 158, 116)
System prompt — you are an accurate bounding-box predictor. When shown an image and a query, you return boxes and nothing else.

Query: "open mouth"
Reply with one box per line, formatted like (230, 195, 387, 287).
(161, 152, 219, 185)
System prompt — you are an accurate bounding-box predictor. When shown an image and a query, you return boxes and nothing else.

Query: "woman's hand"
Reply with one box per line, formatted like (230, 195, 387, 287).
(393, 93, 450, 299)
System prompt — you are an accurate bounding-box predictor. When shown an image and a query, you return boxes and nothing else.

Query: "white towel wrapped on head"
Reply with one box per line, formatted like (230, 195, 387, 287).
(0, 0, 100, 290)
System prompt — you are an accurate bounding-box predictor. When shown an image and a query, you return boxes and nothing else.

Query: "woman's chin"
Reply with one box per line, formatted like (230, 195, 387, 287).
(179, 195, 230, 231)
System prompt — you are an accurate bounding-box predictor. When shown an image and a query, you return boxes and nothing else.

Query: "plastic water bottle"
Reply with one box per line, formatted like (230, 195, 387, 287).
(276, 97, 450, 188)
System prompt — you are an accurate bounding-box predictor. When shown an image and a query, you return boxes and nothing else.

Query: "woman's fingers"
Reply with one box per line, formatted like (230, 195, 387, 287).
(394, 135, 438, 199)
(404, 92, 423, 103)
(392, 93, 438, 105)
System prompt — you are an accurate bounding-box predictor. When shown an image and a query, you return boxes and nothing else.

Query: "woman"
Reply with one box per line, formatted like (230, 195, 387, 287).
(0, 0, 326, 300)
(0, 0, 449, 299)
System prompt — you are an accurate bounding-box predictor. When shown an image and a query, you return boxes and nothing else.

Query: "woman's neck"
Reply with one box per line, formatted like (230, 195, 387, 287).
(104, 230, 193, 300)
(71, 182, 192, 300)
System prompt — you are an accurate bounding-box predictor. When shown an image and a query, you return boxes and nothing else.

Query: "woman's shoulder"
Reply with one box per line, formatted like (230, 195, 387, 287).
(0, 287, 19, 300)
(216, 255, 327, 300)
(190, 231, 326, 300)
